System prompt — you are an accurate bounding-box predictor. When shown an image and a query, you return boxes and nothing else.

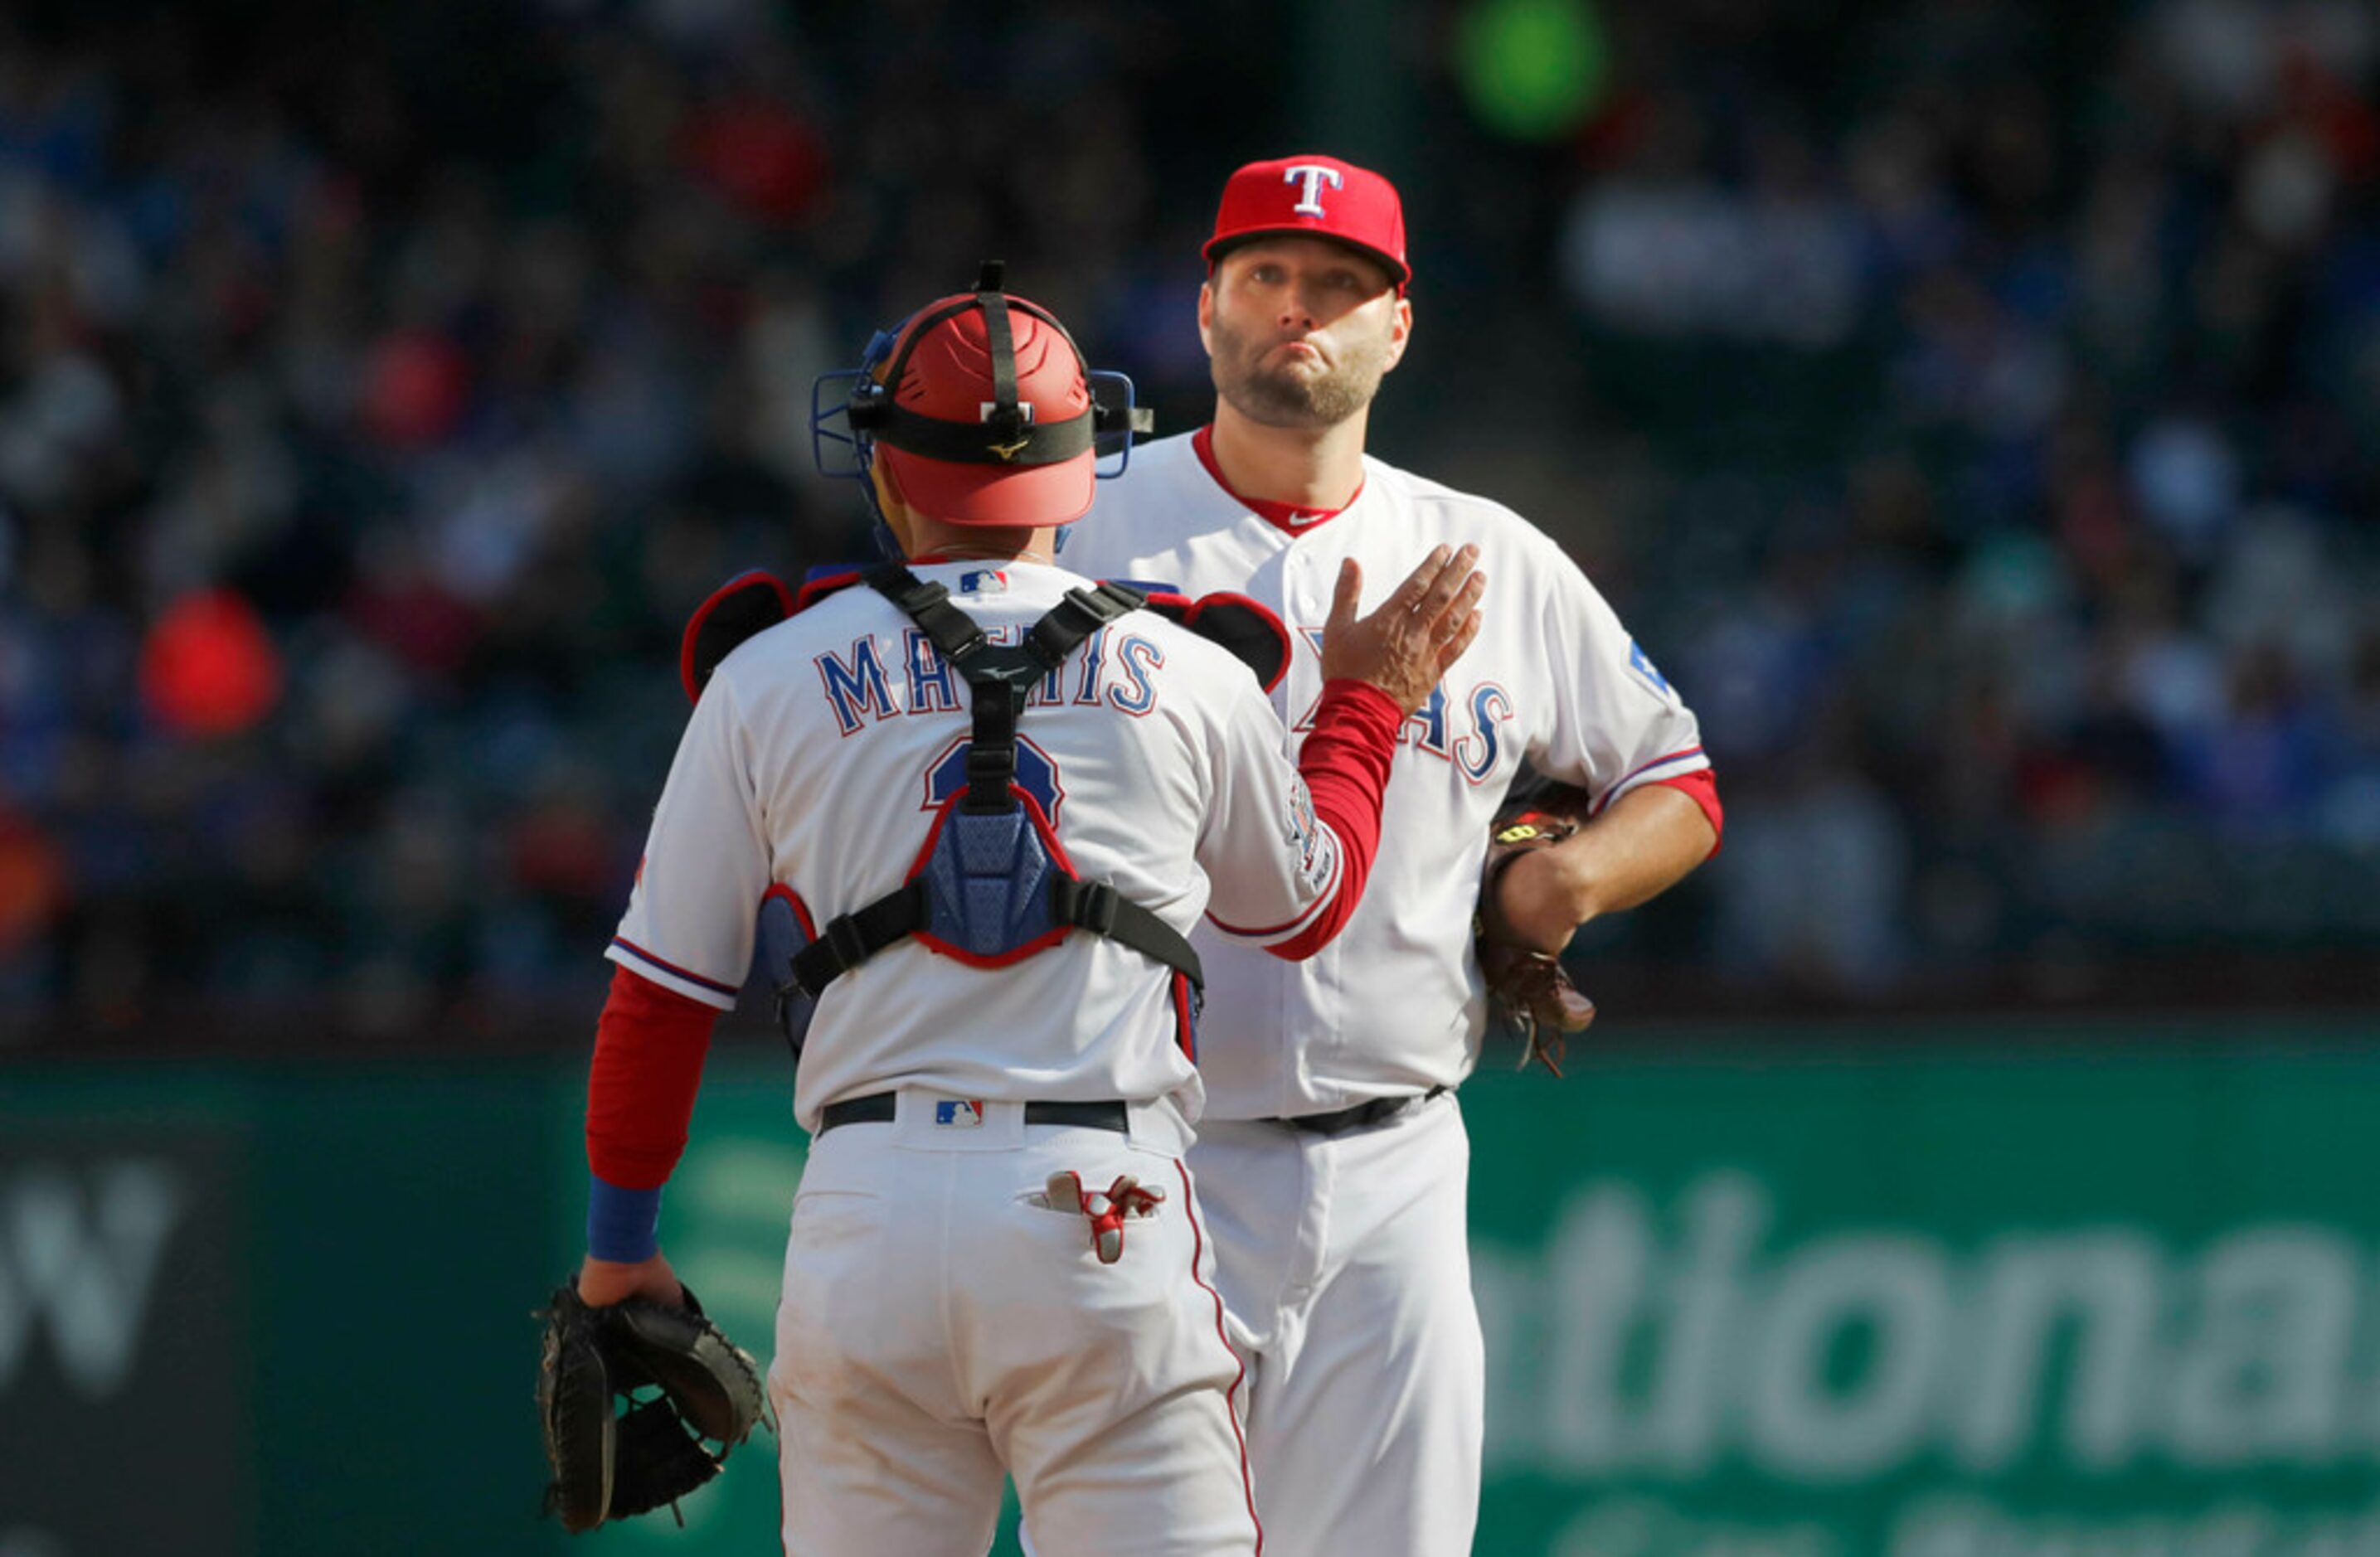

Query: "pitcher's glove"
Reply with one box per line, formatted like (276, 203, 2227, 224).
(537, 1278, 770, 1534)
(1478, 783, 1599, 1076)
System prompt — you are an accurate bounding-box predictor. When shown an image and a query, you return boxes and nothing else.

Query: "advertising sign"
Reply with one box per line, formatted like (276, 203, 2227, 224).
(0, 1123, 250, 1557)
(1463, 1047, 2380, 1555)
(11, 1031, 2375, 1555)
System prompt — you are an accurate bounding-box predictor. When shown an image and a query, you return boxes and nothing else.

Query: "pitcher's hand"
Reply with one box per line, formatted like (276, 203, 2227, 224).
(1319, 544, 1486, 715)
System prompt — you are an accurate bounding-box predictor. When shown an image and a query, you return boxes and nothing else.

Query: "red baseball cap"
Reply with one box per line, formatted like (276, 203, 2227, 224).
(873, 289, 1097, 527)
(1202, 153, 1410, 292)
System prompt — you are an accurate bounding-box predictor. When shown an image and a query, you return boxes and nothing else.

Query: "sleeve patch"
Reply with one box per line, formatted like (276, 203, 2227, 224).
(1285, 779, 1336, 893)
(1627, 639, 1673, 698)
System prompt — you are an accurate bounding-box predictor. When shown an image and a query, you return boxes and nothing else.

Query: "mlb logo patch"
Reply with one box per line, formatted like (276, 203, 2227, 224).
(934, 1099, 986, 1128)
(958, 570, 1009, 596)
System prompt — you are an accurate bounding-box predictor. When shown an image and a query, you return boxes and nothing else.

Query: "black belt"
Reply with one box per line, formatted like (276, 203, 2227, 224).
(816, 1093, 1130, 1137)
(1276, 1085, 1450, 1137)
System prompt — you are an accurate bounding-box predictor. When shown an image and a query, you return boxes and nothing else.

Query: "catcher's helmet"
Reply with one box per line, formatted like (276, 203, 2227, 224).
(813, 263, 1150, 531)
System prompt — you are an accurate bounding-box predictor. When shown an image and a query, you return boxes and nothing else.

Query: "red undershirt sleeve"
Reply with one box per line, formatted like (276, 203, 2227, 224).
(1266, 678, 1403, 961)
(585, 962, 721, 1191)
(1646, 766, 1724, 857)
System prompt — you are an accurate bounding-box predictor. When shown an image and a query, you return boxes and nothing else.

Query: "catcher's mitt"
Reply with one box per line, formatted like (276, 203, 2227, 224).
(1479, 781, 1598, 1076)
(537, 1278, 770, 1533)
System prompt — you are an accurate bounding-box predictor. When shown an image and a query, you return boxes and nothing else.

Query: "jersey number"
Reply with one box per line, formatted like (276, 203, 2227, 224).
(923, 735, 1066, 823)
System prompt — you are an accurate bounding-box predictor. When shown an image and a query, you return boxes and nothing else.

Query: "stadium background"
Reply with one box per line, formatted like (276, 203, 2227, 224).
(2, 0, 2376, 1552)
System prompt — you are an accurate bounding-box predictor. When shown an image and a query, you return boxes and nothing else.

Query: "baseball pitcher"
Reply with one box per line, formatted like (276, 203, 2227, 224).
(1061, 158, 1726, 1555)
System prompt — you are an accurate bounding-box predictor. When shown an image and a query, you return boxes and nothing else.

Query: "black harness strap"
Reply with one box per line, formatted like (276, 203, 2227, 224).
(979, 286, 1024, 446)
(801, 881, 926, 987)
(868, 565, 988, 664)
(868, 403, 1095, 467)
(856, 266, 1103, 469)
(1047, 878, 1203, 987)
(862, 564, 1144, 810)
(787, 568, 1198, 1002)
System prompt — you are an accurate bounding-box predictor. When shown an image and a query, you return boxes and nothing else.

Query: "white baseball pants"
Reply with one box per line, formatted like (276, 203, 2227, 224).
(1189, 1094, 1483, 1556)
(770, 1094, 1260, 1557)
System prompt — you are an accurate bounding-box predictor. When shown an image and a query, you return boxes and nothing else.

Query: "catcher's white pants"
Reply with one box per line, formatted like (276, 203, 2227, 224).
(770, 1093, 1260, 1557)
(1191, 1094, 1483, 1557)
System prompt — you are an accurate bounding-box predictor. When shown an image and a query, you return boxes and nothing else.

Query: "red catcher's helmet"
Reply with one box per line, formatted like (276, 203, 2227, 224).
(870, 279, 1097, 528)
(1202, 153, 1410, 293)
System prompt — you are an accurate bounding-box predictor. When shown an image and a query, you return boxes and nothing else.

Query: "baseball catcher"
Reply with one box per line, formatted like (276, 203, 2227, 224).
(561, 262, 1481, 1554)
(1476, 779, 1600, 1076)
(536, 1278, 770, 1533)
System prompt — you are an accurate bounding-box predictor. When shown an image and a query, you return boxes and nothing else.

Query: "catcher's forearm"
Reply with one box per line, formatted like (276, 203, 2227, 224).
(1264, 678, 1402, 960)
(585, 964, 720, 1191)
(1499, 784, 1717, 951)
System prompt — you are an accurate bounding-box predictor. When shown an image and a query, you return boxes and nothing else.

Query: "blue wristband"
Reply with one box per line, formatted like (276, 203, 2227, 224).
(586, 1174, 663, 1263)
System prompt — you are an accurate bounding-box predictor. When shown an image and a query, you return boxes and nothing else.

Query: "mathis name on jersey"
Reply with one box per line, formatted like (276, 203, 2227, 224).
(813, 625, 1168, 737)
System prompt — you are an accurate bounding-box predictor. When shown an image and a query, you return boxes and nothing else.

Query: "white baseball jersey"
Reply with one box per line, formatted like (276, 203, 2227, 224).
(607, 558, 1351, 1133)
(1066, 430, 1711, 1120)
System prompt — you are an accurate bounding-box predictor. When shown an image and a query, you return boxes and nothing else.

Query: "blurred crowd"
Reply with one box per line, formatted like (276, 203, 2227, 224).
(1541, 0, 2380, 1003)
(0, 0, 2374, 1047)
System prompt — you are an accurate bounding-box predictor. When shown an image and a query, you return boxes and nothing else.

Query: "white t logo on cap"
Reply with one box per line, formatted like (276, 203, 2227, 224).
(1284, 164, 1344, 217)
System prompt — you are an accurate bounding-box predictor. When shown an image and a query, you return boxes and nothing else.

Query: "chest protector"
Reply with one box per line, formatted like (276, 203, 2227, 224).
(784, 563, 1204, 1006)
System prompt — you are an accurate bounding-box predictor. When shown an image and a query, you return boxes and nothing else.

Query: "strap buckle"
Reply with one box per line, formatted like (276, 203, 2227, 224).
(1075, 881, 1120, 935)
(1051, 878, 1121, 936)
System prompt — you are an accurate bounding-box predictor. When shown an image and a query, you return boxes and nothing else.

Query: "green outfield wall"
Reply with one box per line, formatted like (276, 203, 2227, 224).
(4, 1023, 2378, 1556)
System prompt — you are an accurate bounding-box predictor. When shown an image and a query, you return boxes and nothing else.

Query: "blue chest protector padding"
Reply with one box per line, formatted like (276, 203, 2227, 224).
(784, 563, 1204, 1002)
(921, 807, 1060, 959)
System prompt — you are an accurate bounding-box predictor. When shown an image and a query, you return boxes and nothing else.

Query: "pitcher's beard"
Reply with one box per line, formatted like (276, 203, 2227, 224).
(1210, 319, 1392, 429)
